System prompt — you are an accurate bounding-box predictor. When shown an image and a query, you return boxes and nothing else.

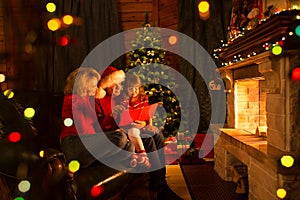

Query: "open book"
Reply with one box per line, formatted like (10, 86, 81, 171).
(118, 103, 159, 127)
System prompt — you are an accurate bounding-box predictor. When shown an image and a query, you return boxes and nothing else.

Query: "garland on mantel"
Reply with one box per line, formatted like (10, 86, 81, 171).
(213, 10, 300, 67)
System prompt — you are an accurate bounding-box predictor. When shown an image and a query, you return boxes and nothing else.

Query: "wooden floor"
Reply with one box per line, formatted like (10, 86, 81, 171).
(121, 164, 191, 200)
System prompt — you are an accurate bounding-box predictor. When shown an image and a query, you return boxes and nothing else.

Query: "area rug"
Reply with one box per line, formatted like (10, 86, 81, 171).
(181, 162, 248, 200)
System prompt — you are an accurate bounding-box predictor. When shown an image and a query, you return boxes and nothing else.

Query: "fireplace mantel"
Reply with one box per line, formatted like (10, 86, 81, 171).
(218, 10, 300, 64)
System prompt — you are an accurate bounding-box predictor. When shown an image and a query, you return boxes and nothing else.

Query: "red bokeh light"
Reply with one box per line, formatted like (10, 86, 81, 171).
(56, 36, 70, 46)
(90, 185, 104, 198)
(8, 132, 21, 142)
(291, 67, 300, 81)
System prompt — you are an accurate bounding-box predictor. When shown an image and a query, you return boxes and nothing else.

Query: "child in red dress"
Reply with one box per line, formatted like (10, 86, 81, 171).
(120, 73, 159, 168)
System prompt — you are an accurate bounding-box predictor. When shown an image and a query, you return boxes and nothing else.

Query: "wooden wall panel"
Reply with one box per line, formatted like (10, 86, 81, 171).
(118, 0, 179, 69)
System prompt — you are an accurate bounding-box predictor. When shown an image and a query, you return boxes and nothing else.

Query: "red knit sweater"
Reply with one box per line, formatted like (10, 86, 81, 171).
(60, 94, 99, 140)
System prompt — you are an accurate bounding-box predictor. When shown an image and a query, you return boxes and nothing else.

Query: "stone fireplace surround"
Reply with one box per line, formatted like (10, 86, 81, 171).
(212, 13, 300, 200)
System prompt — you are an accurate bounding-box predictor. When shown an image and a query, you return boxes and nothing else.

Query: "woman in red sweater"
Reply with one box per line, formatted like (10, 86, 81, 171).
(60, 67, 134, 169)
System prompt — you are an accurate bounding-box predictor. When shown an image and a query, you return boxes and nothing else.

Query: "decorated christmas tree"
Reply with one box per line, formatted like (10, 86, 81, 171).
(125, 13, 181, 138)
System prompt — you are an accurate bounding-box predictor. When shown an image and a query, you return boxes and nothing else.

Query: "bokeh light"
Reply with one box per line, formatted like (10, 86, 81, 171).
(280, 155, 294, 168)
(68, 160, 80, 173)
(8, 132, 21, 143)
(276, 188, 287, 199)
(295, 25, 300, 37)
(46, 2, 56, 13)
(4, 89, 14, 99)
(90, 185, 104, 198)
(198, 1, 210, 13)
(39, 150, 45, 158)
(56, 36, 70, 46)
(14, 197, 24, 200)
(291, 67, 300, 81)
(271, 45, 283, 55)
(47, 18, 61, 31)
(24, 107, 35, 120)
(0, 73, 5, 82)
(64, 118, 73, 127)
(63, 15, 74, 25)
(18, 180, 31, 193)
(168, 35, 178, 45)
(24, 44, 33, 54)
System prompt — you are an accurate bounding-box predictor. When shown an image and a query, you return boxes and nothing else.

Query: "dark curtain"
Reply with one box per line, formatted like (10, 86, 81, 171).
(178, 0, 232, 133)
(34, 0, 123, 94)
(27, 0, 123, 148)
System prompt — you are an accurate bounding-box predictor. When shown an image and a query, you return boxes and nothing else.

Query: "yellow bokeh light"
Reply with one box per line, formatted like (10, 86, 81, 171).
(168, 35, 178, 45)
(64, 118, 73, 127)
(24, 107, 35, 119)
(280, 155, 294, 168)
(276, 188, 287, 199)
(68, 160, 80, 173)
(271, 45, 282, 55)
(4, 89, 14, 99)
(198, 1, 210, 13)
(46, 2, 56, 13)
(39, 150, 45, 158)
(18, 180, 31, 193)
(63, 15, 74, 25)
(0, 74, 5, 83)
(47, 18, 61, 31)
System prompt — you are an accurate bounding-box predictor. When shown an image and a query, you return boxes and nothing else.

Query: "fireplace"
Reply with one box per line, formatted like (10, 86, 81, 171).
(234, 79, 267, 135)
(212, 12, 300, 200)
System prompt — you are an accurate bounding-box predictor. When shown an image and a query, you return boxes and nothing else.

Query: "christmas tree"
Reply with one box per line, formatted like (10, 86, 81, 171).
(125, 13, 181, 138)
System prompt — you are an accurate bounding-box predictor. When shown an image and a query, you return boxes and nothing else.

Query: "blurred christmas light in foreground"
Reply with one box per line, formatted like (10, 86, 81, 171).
(280, 155, 294, 168)
(295, 25, 300, 37)
(4, 89, 14, 99)
(68, 160, 80, 173)
(56, 36, 70, 46)
(24, 107, 35, 120)
(90, 185, 104, 198)
(47, 18, 61, 31)
(0, 73, 5, 82)
(18, 180, 31, 193)
(46, 2, 56, 13)
(271, 45, 283, 55)
(291, 67, 300, 81)
(63, 15, 73, 25)
(64, 118, 73, 127)
(198, 1, 209, 13)
(8, 132, 21, 143)
(39, 150, 45, 158)
(14, 197, 24, 200)
(276, 188, 287, 199)
(168, 35, 178, 45)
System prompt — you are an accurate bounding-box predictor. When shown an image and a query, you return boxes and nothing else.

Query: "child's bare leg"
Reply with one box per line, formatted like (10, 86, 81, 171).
(128, 127, 151, 168)
(128, 127, 144, 152)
